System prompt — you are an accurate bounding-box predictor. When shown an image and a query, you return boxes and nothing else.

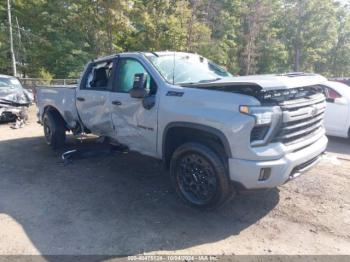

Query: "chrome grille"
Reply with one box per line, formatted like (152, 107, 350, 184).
(272, 94, 326, 145)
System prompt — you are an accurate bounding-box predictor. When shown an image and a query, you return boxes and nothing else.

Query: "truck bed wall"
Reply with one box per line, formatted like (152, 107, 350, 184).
(36, 86, 79, 128)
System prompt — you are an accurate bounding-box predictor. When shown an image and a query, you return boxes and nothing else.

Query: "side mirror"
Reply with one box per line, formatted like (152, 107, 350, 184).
(130, 73, 148, 99)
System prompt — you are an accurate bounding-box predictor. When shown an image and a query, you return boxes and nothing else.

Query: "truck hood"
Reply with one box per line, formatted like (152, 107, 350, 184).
(0, 87, 33, 106)
(181, 73, 327, 91)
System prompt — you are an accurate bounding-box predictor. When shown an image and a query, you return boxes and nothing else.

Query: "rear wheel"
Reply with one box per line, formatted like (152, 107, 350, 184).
(43, 111, 66, 149)
(170, 142, 234, 209)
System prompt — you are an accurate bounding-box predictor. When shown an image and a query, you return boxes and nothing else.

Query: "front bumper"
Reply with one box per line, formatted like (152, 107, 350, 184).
(228, 135, 328, 189)
(0, 108, 21, 122)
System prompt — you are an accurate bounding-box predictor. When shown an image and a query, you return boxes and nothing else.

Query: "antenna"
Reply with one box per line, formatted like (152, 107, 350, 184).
(172, 51, 176, 85)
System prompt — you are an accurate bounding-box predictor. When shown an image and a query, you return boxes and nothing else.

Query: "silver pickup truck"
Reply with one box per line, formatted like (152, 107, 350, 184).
(36, 51, 328, 209)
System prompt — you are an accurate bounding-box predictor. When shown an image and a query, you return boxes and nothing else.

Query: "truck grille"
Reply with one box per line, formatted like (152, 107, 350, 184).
(272, 94, 326, 145)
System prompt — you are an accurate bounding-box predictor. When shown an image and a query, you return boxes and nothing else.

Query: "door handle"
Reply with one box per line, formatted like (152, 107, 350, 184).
(76, 97, 85, 102)
(112, 100, 122, 106)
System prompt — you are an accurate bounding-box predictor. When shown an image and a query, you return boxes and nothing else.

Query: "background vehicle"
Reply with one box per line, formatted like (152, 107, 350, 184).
(0, 74, 33, 122)
(330, 78, 350, 86)
(321, 81, 350, 138)
(36, 52, 328, 209)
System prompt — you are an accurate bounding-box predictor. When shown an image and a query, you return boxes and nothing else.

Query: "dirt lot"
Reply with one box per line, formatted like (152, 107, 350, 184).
(0, 106, 349, 255)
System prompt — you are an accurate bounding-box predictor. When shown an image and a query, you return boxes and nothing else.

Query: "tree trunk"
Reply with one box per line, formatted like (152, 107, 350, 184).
(294, 0, 303, 72)
(187, 12, 194, 51)
(243, 0, 263, 75)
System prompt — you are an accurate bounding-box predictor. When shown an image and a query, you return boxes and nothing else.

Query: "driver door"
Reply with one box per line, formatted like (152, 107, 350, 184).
(109, 57, 158, 157)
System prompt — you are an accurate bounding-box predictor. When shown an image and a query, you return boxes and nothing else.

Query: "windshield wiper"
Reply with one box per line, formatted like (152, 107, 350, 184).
(178, 78, 222, 86)
(198, 78, 222, 83)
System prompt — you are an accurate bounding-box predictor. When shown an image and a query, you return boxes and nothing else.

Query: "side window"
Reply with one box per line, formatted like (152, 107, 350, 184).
(115, 59, 153, 93)
(84, 61, 113, 90)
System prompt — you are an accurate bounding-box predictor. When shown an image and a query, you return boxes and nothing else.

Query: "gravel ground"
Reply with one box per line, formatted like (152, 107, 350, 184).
(0, 106, 349, 255)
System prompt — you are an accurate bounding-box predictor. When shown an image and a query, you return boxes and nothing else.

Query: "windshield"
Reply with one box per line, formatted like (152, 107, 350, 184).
(147, 53, 232, 85)
(0, 77, 23, 90)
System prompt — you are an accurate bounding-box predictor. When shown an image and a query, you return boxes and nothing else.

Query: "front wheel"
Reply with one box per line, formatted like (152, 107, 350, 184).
(170, 142, 234, 209)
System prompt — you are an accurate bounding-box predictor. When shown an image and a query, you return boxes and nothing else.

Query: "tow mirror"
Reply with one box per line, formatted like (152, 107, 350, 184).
(130, 73, 148, 99)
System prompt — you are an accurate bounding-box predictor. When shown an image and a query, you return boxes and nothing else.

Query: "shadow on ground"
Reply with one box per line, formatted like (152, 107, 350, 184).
(326, 136, 350, 156)
(0, 135, 279, 255)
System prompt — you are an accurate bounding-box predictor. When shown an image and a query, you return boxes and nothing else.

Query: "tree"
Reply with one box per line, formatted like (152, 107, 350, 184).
(329, 3, 350, 76)
(0, 0, 349, 78)
(282, 0, 338, 74)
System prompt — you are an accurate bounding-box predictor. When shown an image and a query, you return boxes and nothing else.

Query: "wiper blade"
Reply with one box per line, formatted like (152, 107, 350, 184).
(0, 98, 30, 107)
(198, 78, 222, 83)
(178, 78, 222, 86)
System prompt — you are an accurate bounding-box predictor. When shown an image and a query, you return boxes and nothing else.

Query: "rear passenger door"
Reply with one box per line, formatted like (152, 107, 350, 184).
(76, 59, 115, 136)
(109, 57, 158, 157)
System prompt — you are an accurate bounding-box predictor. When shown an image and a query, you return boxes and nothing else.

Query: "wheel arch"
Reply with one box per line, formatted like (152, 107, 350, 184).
(162, 122, 232, 169)
(43, 105, 68, 129)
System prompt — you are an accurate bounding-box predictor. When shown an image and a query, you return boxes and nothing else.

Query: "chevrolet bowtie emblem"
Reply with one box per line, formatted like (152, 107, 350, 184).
(310, 106, 318, 116)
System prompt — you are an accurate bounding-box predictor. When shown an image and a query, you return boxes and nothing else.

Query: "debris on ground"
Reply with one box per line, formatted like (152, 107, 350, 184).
(61, 144, 129, 165)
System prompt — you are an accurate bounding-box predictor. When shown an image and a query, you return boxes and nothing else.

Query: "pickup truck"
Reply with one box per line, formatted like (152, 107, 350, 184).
(36, 51, 328, 209)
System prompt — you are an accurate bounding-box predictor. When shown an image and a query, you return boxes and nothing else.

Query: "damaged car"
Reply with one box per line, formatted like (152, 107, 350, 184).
(0, 74, 33, 125)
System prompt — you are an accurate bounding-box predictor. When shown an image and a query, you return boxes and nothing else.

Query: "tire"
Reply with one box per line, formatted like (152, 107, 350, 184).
(43, 111, 66, 149)
(170, 142, 234, 210)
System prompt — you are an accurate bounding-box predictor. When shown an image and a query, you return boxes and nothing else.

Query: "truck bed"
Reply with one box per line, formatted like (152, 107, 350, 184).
(36, 85, 79, 128)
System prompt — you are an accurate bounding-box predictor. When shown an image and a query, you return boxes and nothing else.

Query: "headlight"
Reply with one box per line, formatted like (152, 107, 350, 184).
(239, 105, 282, 147)
(239, 105, 274, 125)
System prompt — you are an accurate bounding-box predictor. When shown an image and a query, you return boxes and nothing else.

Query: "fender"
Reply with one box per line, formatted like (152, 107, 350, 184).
(162, 121, 232, 159)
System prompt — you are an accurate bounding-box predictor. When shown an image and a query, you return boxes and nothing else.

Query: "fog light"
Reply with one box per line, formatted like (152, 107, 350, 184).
(258, 168, 271, 181)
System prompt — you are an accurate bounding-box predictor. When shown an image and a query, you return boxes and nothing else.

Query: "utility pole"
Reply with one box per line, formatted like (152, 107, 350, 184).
(7, 0, 17, 76)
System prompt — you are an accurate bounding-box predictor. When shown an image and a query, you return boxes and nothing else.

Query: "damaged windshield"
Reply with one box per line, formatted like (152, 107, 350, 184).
(0, 77, 23, 90)
(146, 53, 232, 85)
